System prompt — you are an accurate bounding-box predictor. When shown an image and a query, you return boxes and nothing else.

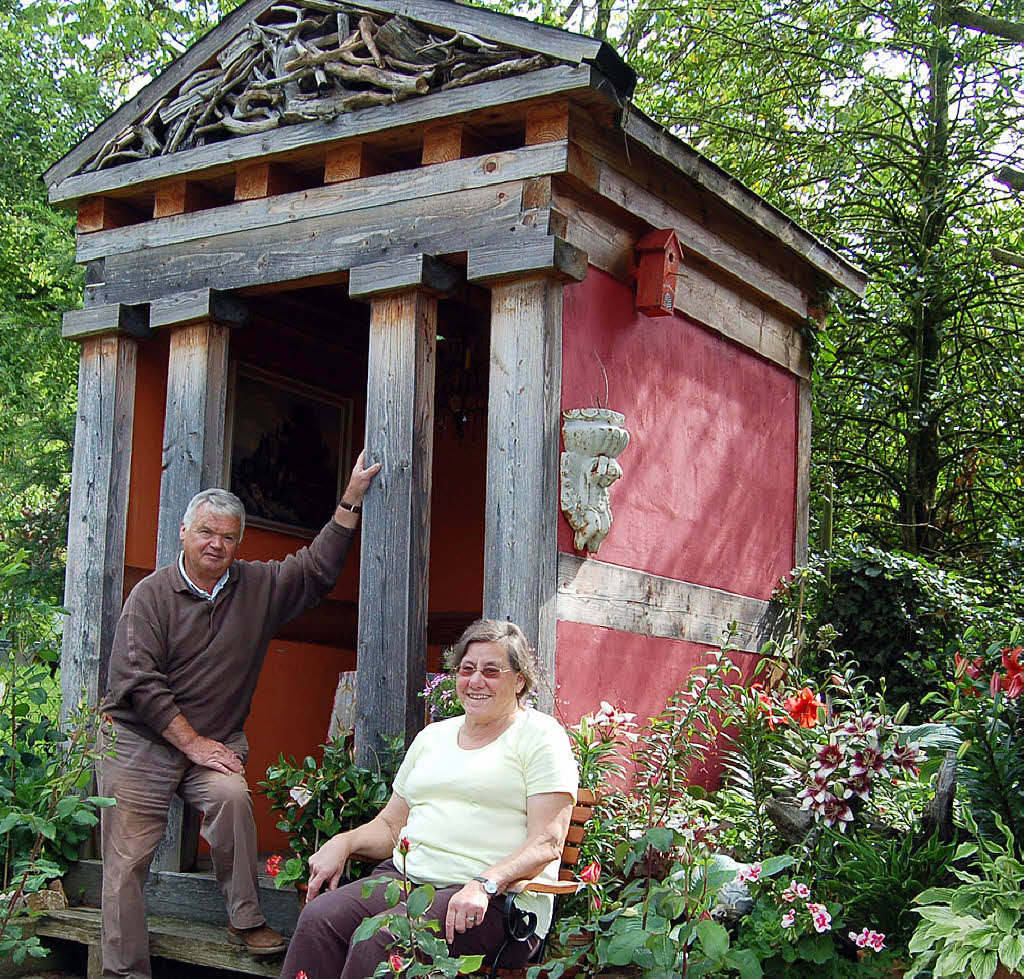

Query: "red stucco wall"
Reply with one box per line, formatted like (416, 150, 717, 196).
(560, 267, 799, 599)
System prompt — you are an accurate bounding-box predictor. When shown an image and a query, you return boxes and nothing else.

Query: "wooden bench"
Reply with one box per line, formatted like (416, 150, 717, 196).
(35, 907, 284, 979)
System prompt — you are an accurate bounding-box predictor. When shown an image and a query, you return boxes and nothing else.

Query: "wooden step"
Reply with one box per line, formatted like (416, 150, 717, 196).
(35, 907, 283, 978)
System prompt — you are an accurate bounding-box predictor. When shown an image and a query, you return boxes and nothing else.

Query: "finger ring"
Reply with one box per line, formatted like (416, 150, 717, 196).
(468, 916, 476, 921)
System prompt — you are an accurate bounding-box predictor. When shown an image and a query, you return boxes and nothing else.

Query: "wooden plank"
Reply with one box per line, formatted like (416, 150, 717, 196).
(88, 186, 535, 307)
(556, 553, 785, 653)
(76, 142, 570, 263)
(468, 236, 587, 285)
(356, 290, 435, 764)
(673, 263, 810, 379)
(50, 66, 605, 206)
(77, 197, 142, 233)
(153, 179, 216, 218)
(149, 289, 250, 331)
(60, 859, 299, 935)
(349, 254, 462, 301)
(526, 101, 570, 145)
(570, 146, 812, 319)
(60, 336, 138, 721)
(324, 141, 381, 183)
(619, 109, 867, 297)
(62, 302, 150, 341)
(151, 321, 230, 872)
(234, 161, 299, 201)
(36, 908, 282, 976)
(794, 377, 812, 566)
(483, 278, 563, 710)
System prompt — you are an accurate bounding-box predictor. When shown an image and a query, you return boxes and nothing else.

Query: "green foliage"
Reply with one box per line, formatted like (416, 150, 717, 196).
(905, 811, 1024, 979)
(352, 874, 484, 977)
(929, 629, 1024, 852)
(258, 734, 402, 887)
(0, 560, 114, 962)
(783, 544, 995, 717)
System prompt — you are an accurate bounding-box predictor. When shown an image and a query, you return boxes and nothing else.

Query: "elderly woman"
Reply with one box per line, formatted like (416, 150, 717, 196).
(280, 619, 578, 979)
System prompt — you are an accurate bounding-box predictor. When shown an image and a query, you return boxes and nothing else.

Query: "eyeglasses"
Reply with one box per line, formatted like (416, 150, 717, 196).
(455, 664, 514, 680)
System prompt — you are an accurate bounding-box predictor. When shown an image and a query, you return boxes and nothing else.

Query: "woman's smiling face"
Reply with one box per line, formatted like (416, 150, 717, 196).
(455, 640, 523, 722)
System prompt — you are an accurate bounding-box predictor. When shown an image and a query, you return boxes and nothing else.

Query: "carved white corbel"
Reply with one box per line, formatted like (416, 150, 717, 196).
(560, 408, 630, 553)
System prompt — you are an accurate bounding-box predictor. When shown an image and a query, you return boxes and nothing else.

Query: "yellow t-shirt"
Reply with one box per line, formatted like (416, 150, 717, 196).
(391, 707, 579, 936)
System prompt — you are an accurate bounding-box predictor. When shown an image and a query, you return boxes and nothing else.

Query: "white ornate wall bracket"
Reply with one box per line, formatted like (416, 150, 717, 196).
(560, 408, 630, 553)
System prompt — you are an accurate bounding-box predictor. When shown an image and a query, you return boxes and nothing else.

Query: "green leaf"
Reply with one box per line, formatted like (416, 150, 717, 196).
(384, 879, 403, 908)
(695, 919, 729, 961)
(406, 884, 434, 918)
(457, 955, 485, 973)
(998, 933, 1024, 972)
(969, 950, 998, 979)
(724, 948, 763, 979)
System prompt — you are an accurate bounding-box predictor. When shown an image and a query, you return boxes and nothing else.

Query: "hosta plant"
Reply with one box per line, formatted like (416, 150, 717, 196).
(905, 810, 1024, 979)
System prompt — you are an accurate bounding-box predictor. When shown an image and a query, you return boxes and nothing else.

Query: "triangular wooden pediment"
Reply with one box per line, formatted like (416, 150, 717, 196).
(45, 0, 633, 187)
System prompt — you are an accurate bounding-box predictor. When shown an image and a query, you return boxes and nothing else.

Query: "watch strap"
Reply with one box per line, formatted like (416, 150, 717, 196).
(472, 876, 498, 895)
(337, 499, 362, 514)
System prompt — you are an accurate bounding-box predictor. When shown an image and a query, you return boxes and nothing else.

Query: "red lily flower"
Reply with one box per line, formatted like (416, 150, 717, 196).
(954, 652, 985, 681)
(579, 860, 601, 884)
(784, 688, 822, 728)
(1001, 646, 1024, 699)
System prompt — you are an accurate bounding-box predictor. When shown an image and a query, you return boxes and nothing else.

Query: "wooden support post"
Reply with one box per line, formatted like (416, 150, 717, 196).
(324, 142, 381, 183)
(151, 321, 231, 872)
(795, 377, 812, 566)
(77, 197, 141, 234)
(60, 334, 139, 723)
(354, 287, 438, 765)
(153, 179, 215, 219)
(480, 277, 564, 709)
(234, 162, 298, 201)
(525, 100, 570, 145)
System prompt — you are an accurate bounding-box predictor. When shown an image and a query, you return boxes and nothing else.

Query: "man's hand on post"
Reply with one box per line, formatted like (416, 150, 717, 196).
(334, 450, 382, 528)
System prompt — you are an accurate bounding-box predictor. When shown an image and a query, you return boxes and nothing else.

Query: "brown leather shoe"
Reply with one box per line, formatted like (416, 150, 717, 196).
(228, 923, 288, 955)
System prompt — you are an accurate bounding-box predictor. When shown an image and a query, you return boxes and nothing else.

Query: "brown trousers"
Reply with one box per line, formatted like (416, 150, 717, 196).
(280, 861, 541, 979)
(97, 722, 264, 979)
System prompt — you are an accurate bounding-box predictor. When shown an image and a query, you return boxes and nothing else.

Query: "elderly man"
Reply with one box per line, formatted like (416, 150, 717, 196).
(97, 453, 379, 979)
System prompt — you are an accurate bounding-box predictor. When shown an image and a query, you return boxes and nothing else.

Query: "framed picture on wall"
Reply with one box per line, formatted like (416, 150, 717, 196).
(225, 364, 354, 536)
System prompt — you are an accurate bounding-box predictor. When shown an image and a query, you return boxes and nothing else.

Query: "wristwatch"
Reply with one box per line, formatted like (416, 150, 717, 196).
(337, 499, 362, 513)
(472, 876, 499, 896)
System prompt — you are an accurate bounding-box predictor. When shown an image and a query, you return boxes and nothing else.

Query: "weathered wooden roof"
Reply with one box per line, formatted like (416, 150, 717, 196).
(43, 0, 865, 297)
(44, 0, 632, 188)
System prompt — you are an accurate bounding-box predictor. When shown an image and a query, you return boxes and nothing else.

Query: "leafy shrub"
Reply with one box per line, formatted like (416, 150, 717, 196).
(784, 544, 992, 718)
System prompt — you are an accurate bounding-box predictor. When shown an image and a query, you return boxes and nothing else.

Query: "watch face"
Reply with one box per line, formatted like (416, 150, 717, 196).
(476, 876, 497, 894)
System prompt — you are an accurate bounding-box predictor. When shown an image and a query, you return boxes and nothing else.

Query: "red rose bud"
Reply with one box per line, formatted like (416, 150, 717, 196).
(265, 854, 282, 878)
(389, 953, 405, 974)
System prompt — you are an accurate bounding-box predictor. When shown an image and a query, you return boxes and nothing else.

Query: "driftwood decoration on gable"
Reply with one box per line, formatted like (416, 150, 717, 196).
(84, 1, 554, 172)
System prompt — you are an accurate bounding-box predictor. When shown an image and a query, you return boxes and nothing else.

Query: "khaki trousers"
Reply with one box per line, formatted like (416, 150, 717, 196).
(97, 722, 264, 979)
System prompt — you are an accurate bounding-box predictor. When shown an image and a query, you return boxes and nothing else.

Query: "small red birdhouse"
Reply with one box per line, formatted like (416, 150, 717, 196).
(635, 228, 682, 316)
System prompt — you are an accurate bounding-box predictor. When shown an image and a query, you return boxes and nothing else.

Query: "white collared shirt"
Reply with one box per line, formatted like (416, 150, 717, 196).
(178, 552, 230, 601)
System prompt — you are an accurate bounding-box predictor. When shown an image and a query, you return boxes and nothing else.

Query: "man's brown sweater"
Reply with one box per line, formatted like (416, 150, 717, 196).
(102, 519, 355, 744)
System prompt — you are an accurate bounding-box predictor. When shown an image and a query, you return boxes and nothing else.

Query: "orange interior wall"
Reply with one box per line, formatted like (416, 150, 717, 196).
(121, 314, 487, 854)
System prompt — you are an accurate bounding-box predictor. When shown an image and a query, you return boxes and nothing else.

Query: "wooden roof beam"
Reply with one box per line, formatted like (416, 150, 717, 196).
(62, 303, 150, 341)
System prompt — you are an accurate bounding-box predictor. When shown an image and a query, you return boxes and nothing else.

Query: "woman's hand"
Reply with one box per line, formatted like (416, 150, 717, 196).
(444, 881, 490, 942)
(306, 834, 352, 902)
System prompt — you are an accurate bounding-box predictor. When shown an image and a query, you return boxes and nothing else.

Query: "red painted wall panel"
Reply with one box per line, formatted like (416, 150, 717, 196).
(560, 267, 799, 600)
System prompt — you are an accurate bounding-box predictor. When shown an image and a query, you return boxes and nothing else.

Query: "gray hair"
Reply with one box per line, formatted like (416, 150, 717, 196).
(182, 488, 246, 540)
(447, 618, 539, 703)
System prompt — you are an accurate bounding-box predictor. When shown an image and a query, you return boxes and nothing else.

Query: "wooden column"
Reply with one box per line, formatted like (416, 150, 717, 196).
(151, 314, 231, 873)
(795, 377, 813, 566)
(349, 256, 456, 765)
(468, 237, 586, 711)
(60, 325, 141, 724)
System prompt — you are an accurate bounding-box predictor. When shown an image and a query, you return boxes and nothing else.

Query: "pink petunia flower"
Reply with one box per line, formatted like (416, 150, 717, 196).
(781, 910, 796, 928)
(737, 862, 762, 884)
(850, 927, 886, 951)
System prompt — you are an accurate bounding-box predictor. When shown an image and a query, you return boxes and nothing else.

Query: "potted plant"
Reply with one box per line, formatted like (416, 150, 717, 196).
(904, 809, 1024, 979)
(258, 732, 402, 891)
